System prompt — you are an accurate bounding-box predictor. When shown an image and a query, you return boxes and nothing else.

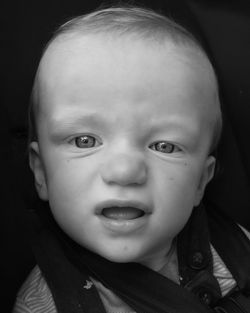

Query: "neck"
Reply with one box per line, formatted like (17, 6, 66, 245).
(139, 240, 179, 283)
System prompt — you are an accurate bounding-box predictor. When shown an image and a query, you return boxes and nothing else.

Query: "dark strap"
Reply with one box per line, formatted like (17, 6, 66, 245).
(214, 291, 250, 313)
(177, 205, 222, 306)
(32, 229, 107, 313)
(63, 237, 212, 313)
(207, 206, 250, 294)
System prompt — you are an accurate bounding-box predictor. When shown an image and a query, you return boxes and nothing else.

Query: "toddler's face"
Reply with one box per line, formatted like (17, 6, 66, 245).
(31, 35, 217, 269)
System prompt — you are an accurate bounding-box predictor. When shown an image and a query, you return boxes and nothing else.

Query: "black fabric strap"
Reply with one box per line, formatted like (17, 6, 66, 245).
(178, 204, 222, 306)
(63, 237, 212, 313)
(32, 228, 107, 313)
(207, 205, 250, 294)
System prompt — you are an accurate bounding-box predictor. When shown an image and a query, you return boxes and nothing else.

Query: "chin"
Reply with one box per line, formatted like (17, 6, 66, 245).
(98, 248, 142, 264)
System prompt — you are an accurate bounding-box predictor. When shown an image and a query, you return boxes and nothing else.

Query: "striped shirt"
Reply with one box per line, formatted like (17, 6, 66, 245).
(13, 227, 250, 313)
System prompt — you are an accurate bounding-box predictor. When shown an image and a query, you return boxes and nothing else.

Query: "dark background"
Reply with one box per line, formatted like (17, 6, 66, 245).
(1, 0, 250, 311)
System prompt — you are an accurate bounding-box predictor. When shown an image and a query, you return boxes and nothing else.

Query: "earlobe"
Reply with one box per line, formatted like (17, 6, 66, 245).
(194, 156, 216, 206)
(29, 141, 48, 200)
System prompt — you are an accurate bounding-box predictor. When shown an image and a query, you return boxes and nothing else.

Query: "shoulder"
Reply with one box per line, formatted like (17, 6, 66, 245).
(13, 266, 57, 313)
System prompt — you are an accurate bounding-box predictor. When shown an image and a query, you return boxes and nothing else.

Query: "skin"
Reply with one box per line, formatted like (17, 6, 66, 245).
(30, 34, 218, 272)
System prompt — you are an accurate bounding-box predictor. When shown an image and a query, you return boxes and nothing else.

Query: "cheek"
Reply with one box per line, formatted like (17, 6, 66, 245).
(44, 151, 97, 186)
(43, 156, 94, 211)
(151, 161, 202, 223)
(154, 161, 201, 197)
(45, 163, 94, 243)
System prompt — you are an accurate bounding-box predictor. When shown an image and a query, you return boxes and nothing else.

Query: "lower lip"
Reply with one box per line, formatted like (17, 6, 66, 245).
(98, 214, 149, 234)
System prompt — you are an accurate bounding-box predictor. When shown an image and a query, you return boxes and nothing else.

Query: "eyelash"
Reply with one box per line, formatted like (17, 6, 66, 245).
(71, 135, 180, 154)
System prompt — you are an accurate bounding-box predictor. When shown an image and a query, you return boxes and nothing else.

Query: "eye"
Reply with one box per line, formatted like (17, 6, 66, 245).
(73, 135, 100, 148)
(149, 141, 181, 154)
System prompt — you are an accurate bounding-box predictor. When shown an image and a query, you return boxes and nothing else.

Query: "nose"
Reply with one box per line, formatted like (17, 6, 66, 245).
(101, 153, 147, 186)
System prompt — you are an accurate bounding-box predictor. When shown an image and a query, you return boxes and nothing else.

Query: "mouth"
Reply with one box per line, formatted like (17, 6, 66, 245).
(95, 200, 150, 234)
(96, 199, 150, 220)
(101, 206, 145, 220)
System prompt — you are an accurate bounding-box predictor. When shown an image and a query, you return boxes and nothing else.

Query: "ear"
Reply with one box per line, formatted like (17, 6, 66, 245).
(194, 155, 216, 206)
(29, 141, 48, 200)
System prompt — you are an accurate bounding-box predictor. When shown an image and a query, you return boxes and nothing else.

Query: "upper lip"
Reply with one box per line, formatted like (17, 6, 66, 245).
(95, 199, 151, 215)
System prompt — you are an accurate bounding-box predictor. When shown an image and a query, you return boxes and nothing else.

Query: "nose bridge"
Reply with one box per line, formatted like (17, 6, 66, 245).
(100, 145, 147, 186)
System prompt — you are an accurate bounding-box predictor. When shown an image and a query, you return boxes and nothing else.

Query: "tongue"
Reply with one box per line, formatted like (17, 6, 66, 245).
(102, 207, 144, 220)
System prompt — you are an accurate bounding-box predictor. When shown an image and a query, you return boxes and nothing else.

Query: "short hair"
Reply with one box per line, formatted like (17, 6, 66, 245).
(29, 5, 222, 153)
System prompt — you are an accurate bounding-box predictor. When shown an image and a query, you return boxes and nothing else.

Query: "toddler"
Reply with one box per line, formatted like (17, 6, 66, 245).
(13, 5, 250, 313)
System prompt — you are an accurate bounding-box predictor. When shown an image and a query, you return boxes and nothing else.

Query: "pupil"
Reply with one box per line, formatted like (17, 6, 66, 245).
(82, 137, 89, 143)
(157, 142, 174, 153)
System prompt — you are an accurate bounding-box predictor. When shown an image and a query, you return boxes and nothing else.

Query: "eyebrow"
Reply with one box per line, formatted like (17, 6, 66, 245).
(49, 112, 107, 132)
(149, 116, 201, 137)
(50, 113, 194, 129)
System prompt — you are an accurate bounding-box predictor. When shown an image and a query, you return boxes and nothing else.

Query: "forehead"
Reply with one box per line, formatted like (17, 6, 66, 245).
(39, 33, 214, 84)
(35, 34, 218, 135)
